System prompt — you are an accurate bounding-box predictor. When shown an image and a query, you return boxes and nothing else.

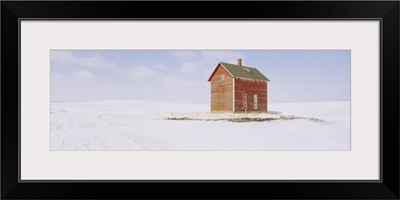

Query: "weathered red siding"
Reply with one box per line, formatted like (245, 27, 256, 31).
(234, 78, 268, 112)
(209, 64, 233, 112)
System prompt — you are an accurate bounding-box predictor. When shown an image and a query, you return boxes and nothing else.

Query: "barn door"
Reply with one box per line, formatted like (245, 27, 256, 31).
(254, 94, 258, 110)
(243, 93, 247, 110)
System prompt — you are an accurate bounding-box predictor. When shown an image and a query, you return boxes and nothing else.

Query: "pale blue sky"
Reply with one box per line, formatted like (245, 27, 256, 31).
(50, 50, 350, 103)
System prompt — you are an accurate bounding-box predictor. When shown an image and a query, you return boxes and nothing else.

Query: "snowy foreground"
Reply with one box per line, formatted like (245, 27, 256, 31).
(50, 101, 350, 151)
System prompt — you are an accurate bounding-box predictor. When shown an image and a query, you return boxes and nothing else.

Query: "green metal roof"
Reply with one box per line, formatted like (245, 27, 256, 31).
(220, 62, 270, 81)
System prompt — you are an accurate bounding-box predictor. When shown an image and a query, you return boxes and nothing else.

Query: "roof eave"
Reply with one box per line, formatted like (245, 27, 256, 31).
(234, 77, 270, 82)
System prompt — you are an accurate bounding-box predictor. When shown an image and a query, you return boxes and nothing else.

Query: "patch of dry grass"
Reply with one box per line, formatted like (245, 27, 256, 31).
(166, 115, 324, 123)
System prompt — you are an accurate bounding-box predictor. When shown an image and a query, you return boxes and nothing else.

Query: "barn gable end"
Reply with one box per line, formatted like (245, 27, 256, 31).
(208, 64, 234, 112)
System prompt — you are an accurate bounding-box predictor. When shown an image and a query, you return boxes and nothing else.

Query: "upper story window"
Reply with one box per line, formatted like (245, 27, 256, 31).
(221, 74, 225, 81)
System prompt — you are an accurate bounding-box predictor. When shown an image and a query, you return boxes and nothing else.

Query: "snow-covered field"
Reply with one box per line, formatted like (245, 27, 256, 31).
(50, 101, 350, 151)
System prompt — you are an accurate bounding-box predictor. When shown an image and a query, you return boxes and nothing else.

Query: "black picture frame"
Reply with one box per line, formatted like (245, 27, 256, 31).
(2, 1, 399, 199)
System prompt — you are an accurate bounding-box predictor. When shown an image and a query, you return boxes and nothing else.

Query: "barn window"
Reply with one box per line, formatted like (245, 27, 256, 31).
(221, 74, 225, 81)
(254, 94, 258, 110)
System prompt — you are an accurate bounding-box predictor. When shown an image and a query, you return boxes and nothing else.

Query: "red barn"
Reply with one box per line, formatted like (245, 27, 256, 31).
(208, 59, 270, 113)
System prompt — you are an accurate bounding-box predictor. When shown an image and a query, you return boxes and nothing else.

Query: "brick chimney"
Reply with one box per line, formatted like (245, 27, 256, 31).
(237, 58, 242, 66)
